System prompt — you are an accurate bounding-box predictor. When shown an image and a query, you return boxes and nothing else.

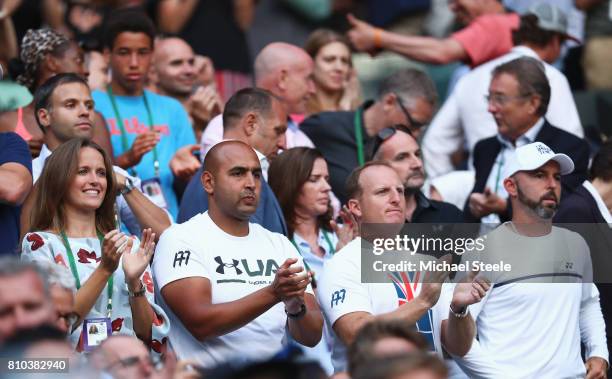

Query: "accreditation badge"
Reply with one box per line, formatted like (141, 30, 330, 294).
(141, 177, 168, 209)
(82, 318, 112, 351)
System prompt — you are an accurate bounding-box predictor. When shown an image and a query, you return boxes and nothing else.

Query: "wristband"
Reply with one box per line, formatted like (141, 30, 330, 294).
(128, 280, 146, 298)
(373, 28, 384, 49)
(285, 303, 307, 319)
(449, 303, 469, 318)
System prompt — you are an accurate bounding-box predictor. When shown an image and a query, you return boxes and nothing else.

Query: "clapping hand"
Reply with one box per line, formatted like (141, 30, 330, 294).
(122, 228, 156, 286)
(451, 269, 490, 311)
(100, 230, 131, 274)
(270, 258, 311, 312)
(331, 205, 359, 251)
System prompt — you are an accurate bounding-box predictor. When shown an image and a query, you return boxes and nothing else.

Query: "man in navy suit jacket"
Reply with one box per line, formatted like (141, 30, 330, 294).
(178, 88, 288, 235)
(464, 57, 589, 222)
(554, 142, 612, 376)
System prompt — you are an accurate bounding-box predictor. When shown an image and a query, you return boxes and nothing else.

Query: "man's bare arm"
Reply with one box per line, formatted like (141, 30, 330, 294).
(286, 293, 323, 347)
(161, 276, 280, 340)
(346, 14, 467, 65)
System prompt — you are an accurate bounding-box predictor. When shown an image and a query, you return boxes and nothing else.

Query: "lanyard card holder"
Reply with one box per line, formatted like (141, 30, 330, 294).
(83, 317, 112, 351)
(141, 177, 168, 210)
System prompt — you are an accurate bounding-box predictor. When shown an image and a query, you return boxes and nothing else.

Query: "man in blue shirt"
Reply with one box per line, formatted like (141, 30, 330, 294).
(92, 9, 199, 219)
(0, 133, 32, 255)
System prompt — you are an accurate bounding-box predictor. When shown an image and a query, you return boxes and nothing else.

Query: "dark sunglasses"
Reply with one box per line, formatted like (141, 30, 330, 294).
(371, 124, 414, 158)
(394, 93, 428, 130)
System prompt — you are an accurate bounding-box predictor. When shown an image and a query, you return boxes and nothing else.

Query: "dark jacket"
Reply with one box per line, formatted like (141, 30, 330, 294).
(553, 183, 612, 372)
(464, 121, 590, 222)
(177, 165, 288, 235)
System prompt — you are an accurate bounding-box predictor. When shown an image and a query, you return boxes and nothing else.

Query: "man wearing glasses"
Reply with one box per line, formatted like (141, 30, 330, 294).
(464, 57, 589, 223)
(91, 335, 158, 378)
(301, 68, 436, 204)
(371, 125, 463, 223)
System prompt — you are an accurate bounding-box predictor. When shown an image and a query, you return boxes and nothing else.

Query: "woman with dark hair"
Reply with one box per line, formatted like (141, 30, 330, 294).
(0, 28, 112, 158)
(268, 147, 356, 274)
(21, 138, 168, 353)
(269, 147, 356, 373)
(304, 29, 361, 116)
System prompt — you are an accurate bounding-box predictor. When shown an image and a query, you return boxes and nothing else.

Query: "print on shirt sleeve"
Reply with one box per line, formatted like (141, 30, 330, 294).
(173, 250, 191, 268)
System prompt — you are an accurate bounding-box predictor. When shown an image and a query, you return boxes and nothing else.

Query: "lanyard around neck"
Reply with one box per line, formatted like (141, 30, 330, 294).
(106, 85, 160, 177)
(60, 231, 114, 318)
(353, 108, 365, 166)
(291, 229, 335, 257)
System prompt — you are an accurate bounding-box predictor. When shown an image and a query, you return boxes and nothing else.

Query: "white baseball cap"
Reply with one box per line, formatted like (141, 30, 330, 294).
(505, 142, 574, 178)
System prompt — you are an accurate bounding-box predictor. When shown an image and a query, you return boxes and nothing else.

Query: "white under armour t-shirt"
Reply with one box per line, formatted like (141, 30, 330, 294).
(317, 237, 450, 373)
(152, 212, 313, 367)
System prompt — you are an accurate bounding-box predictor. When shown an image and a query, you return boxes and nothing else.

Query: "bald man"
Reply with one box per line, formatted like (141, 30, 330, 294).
(178, 87, 288, 233)
(153, 140, 322, 368)
(200, 42, 316, 154)
(150, 36, 223, 141)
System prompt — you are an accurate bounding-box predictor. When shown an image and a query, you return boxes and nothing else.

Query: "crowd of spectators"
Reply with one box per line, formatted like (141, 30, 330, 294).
(0, 1, 611, 379)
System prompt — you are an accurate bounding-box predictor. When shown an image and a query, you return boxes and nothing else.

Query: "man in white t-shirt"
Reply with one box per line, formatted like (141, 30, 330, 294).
(317, 161, 457, 374)
(441, 142, 609, 378)
(152, 140, 323, 367)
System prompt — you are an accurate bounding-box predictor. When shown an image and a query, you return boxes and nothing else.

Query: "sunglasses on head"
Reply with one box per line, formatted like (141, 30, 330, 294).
(371, 124, 414, 158)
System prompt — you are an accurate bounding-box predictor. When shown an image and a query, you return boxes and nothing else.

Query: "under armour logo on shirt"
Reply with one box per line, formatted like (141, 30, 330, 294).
(214, 256, 243, 275)
(173, 250, 191, 267)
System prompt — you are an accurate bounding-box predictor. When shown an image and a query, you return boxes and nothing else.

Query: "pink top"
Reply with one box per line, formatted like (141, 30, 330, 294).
(14, 107, 32, 141)
(452, 13, 521, 68)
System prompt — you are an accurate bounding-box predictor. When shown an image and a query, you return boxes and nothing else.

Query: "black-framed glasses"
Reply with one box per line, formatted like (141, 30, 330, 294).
(394, 93, 428, 130)
(371, 124, 414, 158)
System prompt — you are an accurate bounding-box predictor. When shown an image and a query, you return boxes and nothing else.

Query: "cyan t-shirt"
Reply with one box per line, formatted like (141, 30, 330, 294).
(92, 89, 196, 219)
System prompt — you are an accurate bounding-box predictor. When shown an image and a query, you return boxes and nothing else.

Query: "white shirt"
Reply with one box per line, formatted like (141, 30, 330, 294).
(32, 144, 171, 236)
(152, 212, 313, 368)
(422, 46, 583, 178)
(317, 238, 451, 373)
(481, 118, 545, 223)
(21, 231, 170, 353)
(448, 224, 608, 378)
(582, 180, 612, 224)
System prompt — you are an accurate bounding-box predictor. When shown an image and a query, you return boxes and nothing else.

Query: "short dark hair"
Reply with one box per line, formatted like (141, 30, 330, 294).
(348, 319, 428, 374)
(377, 68, 437, 107)
(345, 161, 395, 200)
(492, 57, 550, 116)
(222, 87, 278, 130)
(103, 8, 156, 50)
(268, 147, 332, 239)
(352, 353, 448, 379)
(512, 14, 560, 48)
(590, 141, 612, 181)
(33, 73, 90, 131)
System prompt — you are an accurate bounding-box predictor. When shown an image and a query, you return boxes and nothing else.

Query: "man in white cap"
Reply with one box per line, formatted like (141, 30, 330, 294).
(441, 142, 609, 378)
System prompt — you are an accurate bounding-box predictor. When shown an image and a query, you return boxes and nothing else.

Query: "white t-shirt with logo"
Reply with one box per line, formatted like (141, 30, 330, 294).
(447, 224, 608, 378)
(317, 237, 451, 373)
(152, 212, 313, 367)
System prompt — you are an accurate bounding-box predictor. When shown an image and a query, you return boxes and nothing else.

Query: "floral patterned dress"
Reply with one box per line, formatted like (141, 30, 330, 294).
(21, 231, 170, 355)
